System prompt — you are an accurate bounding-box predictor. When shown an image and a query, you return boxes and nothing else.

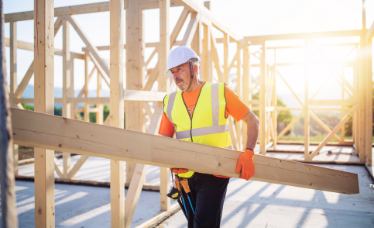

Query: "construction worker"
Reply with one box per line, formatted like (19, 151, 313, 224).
(159, 46, 259, 228)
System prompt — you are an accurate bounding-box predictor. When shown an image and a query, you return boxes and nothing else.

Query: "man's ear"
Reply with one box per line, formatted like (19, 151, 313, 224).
(194, 65, 199, 75)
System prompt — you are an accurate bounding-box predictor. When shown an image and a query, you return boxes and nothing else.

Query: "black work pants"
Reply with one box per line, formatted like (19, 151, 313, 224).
(178, 173, 230, 228)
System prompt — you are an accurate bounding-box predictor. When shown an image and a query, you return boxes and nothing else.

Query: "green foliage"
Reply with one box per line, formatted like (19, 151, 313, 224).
(80, 105, 126, 128)
(22, 104, 62, 116)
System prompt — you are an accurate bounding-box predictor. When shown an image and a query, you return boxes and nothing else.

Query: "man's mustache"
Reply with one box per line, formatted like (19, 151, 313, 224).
(175, 78, 184, 83)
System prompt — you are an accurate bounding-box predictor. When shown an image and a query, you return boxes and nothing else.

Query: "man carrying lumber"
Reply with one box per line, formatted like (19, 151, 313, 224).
(159, 46, 259, 228)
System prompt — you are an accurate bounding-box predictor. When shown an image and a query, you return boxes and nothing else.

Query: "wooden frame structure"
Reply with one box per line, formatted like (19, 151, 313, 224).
(2, 0, 372, 227)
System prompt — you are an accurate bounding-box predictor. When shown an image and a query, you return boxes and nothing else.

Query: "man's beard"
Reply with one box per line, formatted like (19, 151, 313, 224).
(175, 79, 188, 91)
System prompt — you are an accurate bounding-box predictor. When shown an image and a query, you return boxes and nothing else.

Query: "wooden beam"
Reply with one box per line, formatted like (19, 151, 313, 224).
(67, 155, 89, 179)
(210, 30, 224, 83)
(202, 24, 211, 82)
(246, 30, 362, 43)
(173, 0, 248, 47)
(11, 108, 360, 194)
(260, 42, 266, 155)
(33, 0, 55, 227)
(308, 99, 359, 106)
(13, 17, 62, 100)
(5, 2, 112, 22)
(158, 0, 171, 212)
(126, 0, 145, 185)
(67, 15, 110, 77)
(110, 0, 125, 227)
(309, 111, 341, 142)
(277, 111, 304, 140)
(180, 13, 198, 47)
(62, 16, 71, 179)
(304, 41, 310, 161)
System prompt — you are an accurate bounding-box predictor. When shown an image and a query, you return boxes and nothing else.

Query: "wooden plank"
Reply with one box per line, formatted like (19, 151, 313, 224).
(96, 71, 103, 124)
(304, 41, 310, 161)
(277, 111, 304, 140)
(365, 39, 373, 165)
(110, 0, 125, 226)
(210, 30, 225, 83)
(308, 99, 359, 106)
(277, 69, 304, 107)
(271, 52, 277, 150)
(309, 105, 359, 160)
(245, 30, 362, 43)
(126, 0, 145, 185)
(5, 2, 112, 22)
(9, 21, 17, 107)
(67, 15, 110, 77)
(260, 42, 266, 155)
(310, 111, 341, 142)
(11, 108, 360, 194)
(158, 0, 171, 212)
(236, 42, 242, 150)
(33, 0, 55, 227)
(242, 46, 250, 149)
(180, 13, 198, 47)
(84, 54, 89, 122)
(13, 17, 62, 100)
(67, 155, 89, 179)
(173, 0, 248, 47)
(202, 24, 211, 82)
(62, 16, 71, 178)
(223, 33, 229, 84)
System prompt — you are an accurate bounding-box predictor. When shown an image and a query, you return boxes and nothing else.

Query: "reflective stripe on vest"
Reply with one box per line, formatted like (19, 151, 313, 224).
(163, 82, 232, 178)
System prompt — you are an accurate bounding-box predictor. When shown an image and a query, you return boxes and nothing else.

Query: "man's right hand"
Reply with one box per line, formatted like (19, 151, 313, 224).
(170, 168, 189, 174)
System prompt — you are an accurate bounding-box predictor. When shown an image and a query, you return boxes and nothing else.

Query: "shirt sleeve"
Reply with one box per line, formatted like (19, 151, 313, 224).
(225, 86, 250, 122)
(158, 112, 175, 137)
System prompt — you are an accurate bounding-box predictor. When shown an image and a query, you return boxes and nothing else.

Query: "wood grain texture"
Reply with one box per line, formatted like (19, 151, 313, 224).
(11, 108, 359, 194)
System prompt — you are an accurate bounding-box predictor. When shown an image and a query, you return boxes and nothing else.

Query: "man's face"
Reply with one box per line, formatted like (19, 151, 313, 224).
(170, 62, 191, 91)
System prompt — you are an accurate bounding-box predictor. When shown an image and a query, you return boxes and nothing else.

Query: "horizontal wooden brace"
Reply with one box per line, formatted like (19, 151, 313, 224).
(12, 108, 359, 194)
(308, 99, 359, 106)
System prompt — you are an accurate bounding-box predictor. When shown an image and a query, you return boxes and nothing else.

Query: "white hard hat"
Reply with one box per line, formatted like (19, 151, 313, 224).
(165, 46, 200, 73)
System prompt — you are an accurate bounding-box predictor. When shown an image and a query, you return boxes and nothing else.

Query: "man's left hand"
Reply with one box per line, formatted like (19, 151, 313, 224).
(235, 149, 255, 180)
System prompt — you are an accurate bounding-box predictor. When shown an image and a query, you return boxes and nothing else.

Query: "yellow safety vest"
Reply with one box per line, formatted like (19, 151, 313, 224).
(163, 82, 232, 178)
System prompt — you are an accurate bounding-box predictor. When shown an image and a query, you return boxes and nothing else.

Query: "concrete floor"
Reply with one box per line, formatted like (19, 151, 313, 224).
(2, 146, 374, 228)
(157, 165, 374, 228)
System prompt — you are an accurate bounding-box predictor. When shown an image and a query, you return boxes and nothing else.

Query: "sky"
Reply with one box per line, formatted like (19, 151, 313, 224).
(3, 0, 374, 104)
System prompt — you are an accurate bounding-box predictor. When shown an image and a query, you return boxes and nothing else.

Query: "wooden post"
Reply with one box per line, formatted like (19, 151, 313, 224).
(341, 66, 345, 143)
(126, 0, 145, 184)
(304, 40, 310, 160)
(9, 20, 19, 175)
(223, 33, 229, 84)
(62, 16, 71, 178)
(242, 45, 250, 149)
(260, 41, 266, 155)
(110, 0, 125, 227)
(359, 1, 367, 162)
(70, 58, 75, 119)
(1, 0, 18, 225)
(159, 0, 171, 211)
(33, 0, 55, 227)
(272, 50, 277, 150)
(84, 53, 89, 122)
(96, 71, 103, 124)
(236, 42, 242, 150)
(366, 39, 372, 165)
(202, 24, 211, 82)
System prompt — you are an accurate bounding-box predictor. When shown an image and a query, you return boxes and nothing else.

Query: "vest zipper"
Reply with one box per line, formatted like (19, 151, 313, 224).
(181, 83, 205, 142)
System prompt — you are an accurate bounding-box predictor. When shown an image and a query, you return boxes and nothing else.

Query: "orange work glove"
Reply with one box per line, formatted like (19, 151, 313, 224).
(235, 149, 255, 180)
(170, 168, 188, 174)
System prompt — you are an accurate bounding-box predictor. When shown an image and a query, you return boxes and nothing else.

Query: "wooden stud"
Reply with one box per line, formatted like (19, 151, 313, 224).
(67, 15, 110, 77)
(236, 42, 242, 150)
(62, 16, 71, 179)
(84, 53, 89, 122)
(33, 0, 55, 227)
(271, 51, 277, 150)
(159, 0, 171, 212)
(126, 0, 145, 184)
(202, 24, 211, 82)
(242, 45, 250, 149)
(259, 41, 266, 155)
(309, 105, 359, 160)
(366, 39, 372, 165)
(96, 71, 103, 124)
(223, 33, 229, 84)
(110, 0, 125, 227)
(304, 40, 310, 161)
